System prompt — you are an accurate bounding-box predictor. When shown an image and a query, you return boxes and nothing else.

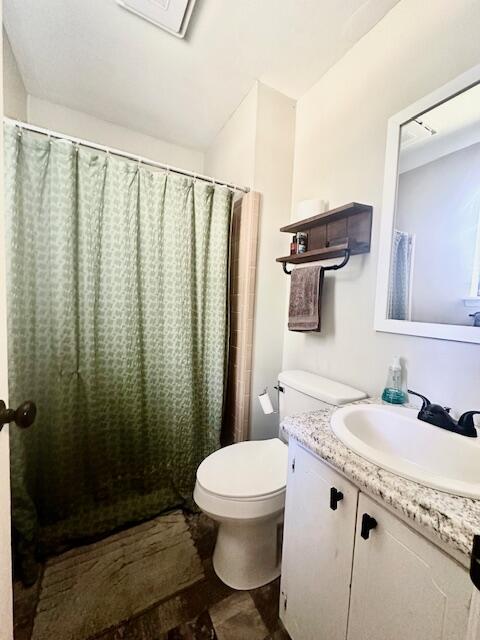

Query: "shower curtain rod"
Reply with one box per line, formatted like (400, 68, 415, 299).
(4, 117, 250, 193)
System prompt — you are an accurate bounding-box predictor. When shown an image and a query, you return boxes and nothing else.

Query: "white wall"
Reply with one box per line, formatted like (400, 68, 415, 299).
(3, 27, 26, 120)
(250, 84, 296, 439)
(284, 0, 480, 414)
(205, 85, 258, 189)
(205, 81, 296, 440)
(27, 97, 204, 173)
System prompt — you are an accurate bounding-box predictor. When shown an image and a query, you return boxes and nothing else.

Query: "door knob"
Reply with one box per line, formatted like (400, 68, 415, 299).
(0, 400, 36, 431)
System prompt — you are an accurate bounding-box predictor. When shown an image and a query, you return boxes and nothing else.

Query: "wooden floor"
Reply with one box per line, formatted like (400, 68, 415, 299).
(13, 510, 290, 640)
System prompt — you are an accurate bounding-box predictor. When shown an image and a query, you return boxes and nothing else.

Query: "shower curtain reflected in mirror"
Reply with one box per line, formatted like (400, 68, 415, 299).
(388, 229, 413, 321)
(4, 124, 232, 581)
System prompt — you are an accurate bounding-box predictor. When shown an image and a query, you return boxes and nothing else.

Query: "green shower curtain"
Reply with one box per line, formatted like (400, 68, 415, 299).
(4, 123, 232, 573)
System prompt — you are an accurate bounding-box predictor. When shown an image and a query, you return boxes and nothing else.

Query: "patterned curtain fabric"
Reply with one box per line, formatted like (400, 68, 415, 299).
(4, 124, 232, 573)
(388, 229, 413, 321)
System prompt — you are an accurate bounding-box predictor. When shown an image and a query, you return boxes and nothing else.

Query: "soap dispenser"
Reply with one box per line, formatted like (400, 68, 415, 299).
(382, 356, 407, 404)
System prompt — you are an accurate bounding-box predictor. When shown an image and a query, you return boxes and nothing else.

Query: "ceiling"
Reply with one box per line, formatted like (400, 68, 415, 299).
(4, 0, 401, 150)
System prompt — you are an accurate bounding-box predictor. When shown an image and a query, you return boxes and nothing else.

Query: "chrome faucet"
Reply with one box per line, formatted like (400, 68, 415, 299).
(408, 390, 479, 438)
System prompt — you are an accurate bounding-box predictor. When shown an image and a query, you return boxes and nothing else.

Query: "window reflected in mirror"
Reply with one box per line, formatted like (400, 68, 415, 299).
(389, 83, 480, 327)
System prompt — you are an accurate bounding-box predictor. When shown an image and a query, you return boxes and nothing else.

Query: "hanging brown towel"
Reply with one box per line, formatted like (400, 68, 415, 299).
(288, 265, 324, 332)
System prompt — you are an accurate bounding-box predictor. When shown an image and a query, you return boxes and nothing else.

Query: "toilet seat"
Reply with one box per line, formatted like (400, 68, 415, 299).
(194, 438, 288, 520)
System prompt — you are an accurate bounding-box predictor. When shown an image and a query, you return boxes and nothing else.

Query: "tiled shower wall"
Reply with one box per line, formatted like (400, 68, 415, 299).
(223, 191, 260, 444)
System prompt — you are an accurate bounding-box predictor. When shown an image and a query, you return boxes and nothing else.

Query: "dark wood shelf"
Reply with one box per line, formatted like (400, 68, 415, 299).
(277, 202, 372, 267)
(276, 242, 349, 265)
(280, 202, 372, 233)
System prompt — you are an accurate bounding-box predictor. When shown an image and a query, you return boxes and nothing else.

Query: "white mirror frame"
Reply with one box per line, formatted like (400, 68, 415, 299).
(375, 63, 480, 344)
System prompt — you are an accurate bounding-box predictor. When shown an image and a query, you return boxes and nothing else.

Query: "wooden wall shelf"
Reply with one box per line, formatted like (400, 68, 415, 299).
(276, 242, 349, 265)
(277, 202, 372, 268)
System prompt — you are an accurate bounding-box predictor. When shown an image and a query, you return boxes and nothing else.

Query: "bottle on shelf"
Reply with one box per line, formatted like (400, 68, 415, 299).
(296, 232, 308, 254)
(290, 235, 297, 255)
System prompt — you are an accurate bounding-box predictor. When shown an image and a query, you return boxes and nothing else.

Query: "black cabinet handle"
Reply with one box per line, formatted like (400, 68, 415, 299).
(471, 535, 480, 591)
(330, 487, 344, 511)
(360, 513, 377, 540)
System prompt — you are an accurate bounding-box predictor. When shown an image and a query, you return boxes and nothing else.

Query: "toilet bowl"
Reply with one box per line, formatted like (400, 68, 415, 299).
(193, 438, 288, 590)
(194, 370, 366, 590)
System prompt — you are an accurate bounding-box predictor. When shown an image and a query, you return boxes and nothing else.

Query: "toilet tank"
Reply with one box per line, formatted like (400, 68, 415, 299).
(277, 370, 366, 440)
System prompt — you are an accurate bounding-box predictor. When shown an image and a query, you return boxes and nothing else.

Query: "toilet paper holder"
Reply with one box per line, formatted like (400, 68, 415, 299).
(258, 385, 284, 415)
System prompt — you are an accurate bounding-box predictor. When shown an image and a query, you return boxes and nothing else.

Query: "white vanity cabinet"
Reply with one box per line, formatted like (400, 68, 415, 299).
(280, 441, 359, 640)
(281, 440, 474, 640)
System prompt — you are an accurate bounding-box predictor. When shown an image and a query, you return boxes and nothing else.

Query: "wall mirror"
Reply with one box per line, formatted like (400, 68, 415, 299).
(375, 64, 480, 344)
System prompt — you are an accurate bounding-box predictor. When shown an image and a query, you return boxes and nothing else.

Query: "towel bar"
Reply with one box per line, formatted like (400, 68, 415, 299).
(282, 248, 351, 275)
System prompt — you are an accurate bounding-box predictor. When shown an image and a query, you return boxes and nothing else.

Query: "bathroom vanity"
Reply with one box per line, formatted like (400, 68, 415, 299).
(280, 404, 480, 640)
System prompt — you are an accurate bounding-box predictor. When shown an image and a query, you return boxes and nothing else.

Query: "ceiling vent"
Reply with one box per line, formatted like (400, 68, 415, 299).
(117, 0, 197, 38)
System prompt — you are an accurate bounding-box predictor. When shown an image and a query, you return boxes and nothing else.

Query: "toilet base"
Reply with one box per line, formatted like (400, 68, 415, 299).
(212, 514, 283, 590)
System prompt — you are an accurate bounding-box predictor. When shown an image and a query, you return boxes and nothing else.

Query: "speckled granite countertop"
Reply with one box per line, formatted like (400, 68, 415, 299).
(281, 400, 480, 563)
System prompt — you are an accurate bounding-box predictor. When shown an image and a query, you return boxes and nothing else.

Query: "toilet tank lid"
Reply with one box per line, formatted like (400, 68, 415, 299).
(278, 370, 367, 406)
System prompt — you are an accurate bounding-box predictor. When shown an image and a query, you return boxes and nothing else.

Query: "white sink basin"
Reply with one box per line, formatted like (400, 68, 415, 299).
(331, 404, 480, 498)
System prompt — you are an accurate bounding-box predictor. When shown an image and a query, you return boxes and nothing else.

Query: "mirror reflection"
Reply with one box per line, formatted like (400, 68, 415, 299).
(389, 83, 480, 327)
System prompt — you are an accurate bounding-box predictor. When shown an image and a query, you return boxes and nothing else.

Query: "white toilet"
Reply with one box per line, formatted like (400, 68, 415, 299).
(193, 370, 366, 590)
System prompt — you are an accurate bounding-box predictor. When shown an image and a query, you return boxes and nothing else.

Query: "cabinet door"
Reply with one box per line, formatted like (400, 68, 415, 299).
(348, 494, 471, 640)
(280, 441, 359, 640)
